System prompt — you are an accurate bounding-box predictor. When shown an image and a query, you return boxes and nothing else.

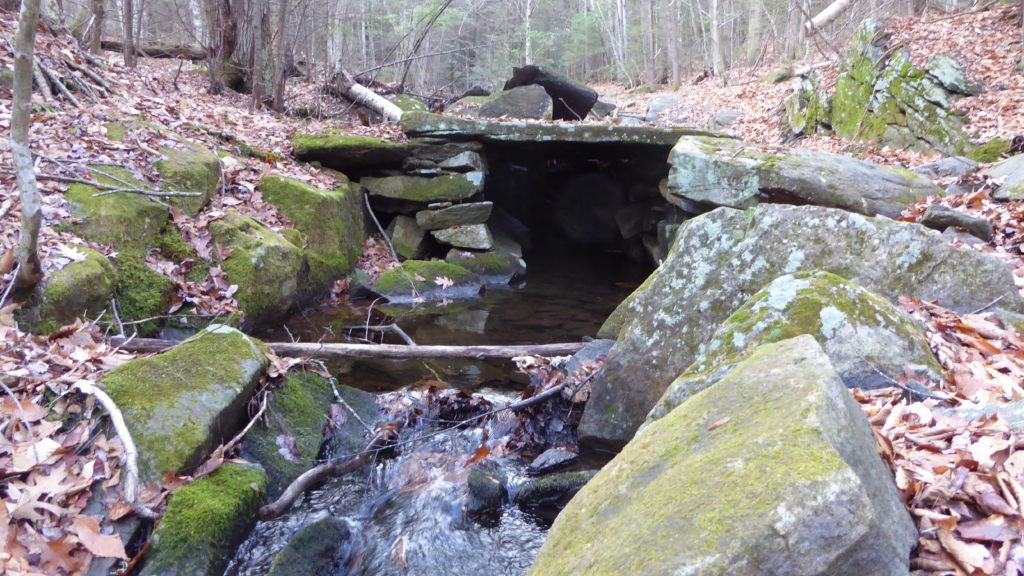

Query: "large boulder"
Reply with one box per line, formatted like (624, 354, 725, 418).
(583, 204, 1023, 446)
(141, 463, 267, 576)
(259, 174, 366, 299)
(502, 65, 598, 121)
(102, 325, 269, 483)
(478, 85, 553, 120)
(64, 166, 169, 249)
(530, 336, 917, 576)
(644, 270, 943, 425)
(30, 247, 116, 333)
(664, 135, 941, 219)
(155, 139, 221, 217)
(208, 211, 303, 329)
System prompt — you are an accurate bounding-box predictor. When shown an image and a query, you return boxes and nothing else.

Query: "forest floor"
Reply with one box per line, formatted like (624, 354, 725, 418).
(2, 4, 1024, 575)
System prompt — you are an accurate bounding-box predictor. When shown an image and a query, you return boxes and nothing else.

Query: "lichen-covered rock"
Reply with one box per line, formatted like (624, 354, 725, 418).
(34, 247, 116, 333)
(583, 204, 1023, 446)
(389, 94, 429, 113)
(208, 211, 302, 329)
(291, 133, 409, 172)
(64, 166, 169, 248)
(478, 85, 553, 120)
(988, 154, 1024, 201)
(416, 202, 493, 230)
(532, 337, 917, 576)
(266, 517, 357, 576)
(431, 223, 493, 250)
(369, 260, 482, 304)
(387, 215, 428, 260)
(438, 151, 485, 172)
(664, 135, 940, 219)
(912, 156, 977, 179)
(141, 463, 266, 576)
(445, 249, 525, 282)
(644, 271, 943, 425)
(259, 174, 366, 298)
(242, 371, 334, 499)
(782, 74, 830, 136)
(361, 172, 484, 204)
(103, 325, 269, 482)
(155, 140, 221, 217)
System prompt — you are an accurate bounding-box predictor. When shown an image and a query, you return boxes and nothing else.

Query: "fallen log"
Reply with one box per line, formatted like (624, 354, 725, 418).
(328, 67, 403, 122)
(109, 336, 587, 360)
(100, 39, 207, 60)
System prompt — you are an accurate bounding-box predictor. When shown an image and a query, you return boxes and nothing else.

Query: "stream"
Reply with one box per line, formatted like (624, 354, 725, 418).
(227, 242, 649, 576)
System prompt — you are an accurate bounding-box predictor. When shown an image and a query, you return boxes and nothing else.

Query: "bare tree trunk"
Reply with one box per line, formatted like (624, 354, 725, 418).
(270, 0, 289, 112)
(86, 0, 103, 52)
(709, 0, 724, 76)
(331, 67, 403, 122)
(122, 0, 136, 67)
(746, 0, 764, 65)
(11, 0, 44, 292)
(668, 0, 682, 85)
(803, 0, 853, 36)
(204, 0, 236, 94)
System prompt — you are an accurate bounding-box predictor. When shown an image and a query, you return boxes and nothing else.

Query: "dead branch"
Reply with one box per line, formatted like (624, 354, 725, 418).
(109, 336, 588, 360)
(100, 39, 208, 60)
(72, 380, 159, 519)
(0, 171, 202, 197)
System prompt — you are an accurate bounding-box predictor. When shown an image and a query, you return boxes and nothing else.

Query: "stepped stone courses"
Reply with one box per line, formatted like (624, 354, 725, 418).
(531, 337, 917, 576)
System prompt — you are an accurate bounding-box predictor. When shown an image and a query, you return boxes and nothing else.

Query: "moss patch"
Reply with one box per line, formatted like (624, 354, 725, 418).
(63, 166, 169, 249)
(155, 142, 221, 216)
(967, 138, 1010, 163)
(142, 463, 266, 576)
(267, 517, 353, 576)
(445, 249, 523, 279)
(372, 260, 480, 302)
(102, 326, 269, 482)
(34, 248, 116, 334)
(110, 251, 175, 337)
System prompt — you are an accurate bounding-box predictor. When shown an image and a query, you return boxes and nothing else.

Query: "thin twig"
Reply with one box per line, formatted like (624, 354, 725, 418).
(222, 391, 269, 452)
(0, 170, 201, 197)
(0, 263, 19, 310)
(970, 294, 1006, 315)
(327, 376, 374, 435)
(0, 380, 41, 465)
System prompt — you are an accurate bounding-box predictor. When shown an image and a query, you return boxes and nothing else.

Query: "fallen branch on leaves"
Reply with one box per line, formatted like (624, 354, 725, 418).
(0, 170, 202, 198)
(109, 336, 588, 360)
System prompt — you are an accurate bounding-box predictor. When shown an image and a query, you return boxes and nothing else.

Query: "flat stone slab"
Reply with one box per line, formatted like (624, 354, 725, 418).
(416, 202, 493, 230)
(401, 111, 722, 147)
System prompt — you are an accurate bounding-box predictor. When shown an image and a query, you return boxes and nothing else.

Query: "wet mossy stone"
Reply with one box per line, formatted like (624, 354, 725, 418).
(969, 138, 1010, 163)
(369, 260, 482, 304)
(155, 139, 221, 216)
(34, 247, 116, 333)
(430, 223, 493, 250)
(665, 135, 940, 219)
(207, 211, 302, 330)
(243, 371, 334, 499)
(644, 271, 943, 426)
(141, 463, 267, 576)
(361, 172, 484, 204)
(64, 166, 169, 249)
(467, 459, 508, 526)
(445, 248, 524, 282)
(102, 325, 269, 483)
(266, 517, 357, 576)
(291, 133, 409, 172)
(585, 204, 1024, 447)
(259, 174, 367, 299)
(323, 384, 380, 459)
(515, 470, 596, 511)
(531, 337, 917, 576)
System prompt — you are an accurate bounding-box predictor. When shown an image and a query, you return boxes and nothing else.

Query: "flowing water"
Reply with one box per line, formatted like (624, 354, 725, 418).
(228, 242, 649, 575)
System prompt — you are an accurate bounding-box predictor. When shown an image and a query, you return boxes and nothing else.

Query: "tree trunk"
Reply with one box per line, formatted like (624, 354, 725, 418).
(101, 39, 207, 59)
(121, 0, 136, 67)
(204, 0, 236, 94)
(11, 0, 44, 293)
(86, 0, 103, 53)
(330, 67, 403, 122)
(803, 0, 853, 36)
(270, 0, 289, 112)
(746, 0, 765, 65)
(710, 0, 725, 76)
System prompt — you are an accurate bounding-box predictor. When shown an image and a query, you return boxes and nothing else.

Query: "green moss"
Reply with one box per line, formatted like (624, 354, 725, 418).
(111, 251, 175, 337)
(444, 249, 523, 278)
(63, 166, 169, 249)
(142, 463, 266, 576)
(360, 173, 482, 203)
(102, 327, 269, 481)
(967, 138, 1010, 163)
(155, 142, 220, 216)
(244, 371, 333, 498)
(267, 517, 352, 576)
(238, 141, 277, 162)
(155, 227, 195, 262)
(103, 122, 127, 142)
(35, 248, 116, 334)
(292, 133, 404, 155)
(372, 260, 477, 295)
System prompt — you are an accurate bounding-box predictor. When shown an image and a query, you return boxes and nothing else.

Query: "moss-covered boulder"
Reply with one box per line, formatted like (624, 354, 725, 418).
(208, 211, 302, 329)
(389, 94, 429, 113)
(259, 174, 367, 299)
(110, 252, 176, 337)
(478, 85, 553, 120)
(266, 517, 357, 576)
(782, 74, 830, 136)
(582, 204, 1023, 447)
(291, 133, 409, 173)
(445, 249, 524, 282)
(103, 325, 269, 482)
(155, 140, 221, 217)
(988, 154, 1024, 201)
(141, 463, 267, 576)
(446, 95, 498, 117)
(644, 271, 942, 425)
(34, 247, 116, 333)
(665, 135, 940, 219)
(64, 166, 169, 249)
(369, 260, 482, 304)
(531, 336, 917, 576)
(361, 172, 484, 204)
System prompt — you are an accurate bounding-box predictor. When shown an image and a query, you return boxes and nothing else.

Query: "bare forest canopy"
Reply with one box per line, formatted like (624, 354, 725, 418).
(22, 0, 1009, 103)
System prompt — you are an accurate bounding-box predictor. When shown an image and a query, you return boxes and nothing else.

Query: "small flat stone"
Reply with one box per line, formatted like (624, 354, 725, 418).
(431, 224, 493, 250)
(529, 447, 578, 475)
(920, 205, 993, 241)
(416, 202, 493, 230)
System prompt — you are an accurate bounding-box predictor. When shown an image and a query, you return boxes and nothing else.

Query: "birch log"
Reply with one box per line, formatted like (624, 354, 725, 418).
(331, 68, 403, 123)
(803, 0, 854, 36)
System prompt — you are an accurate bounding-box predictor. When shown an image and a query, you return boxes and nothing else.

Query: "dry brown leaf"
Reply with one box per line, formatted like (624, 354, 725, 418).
(71, 516, 127, 559)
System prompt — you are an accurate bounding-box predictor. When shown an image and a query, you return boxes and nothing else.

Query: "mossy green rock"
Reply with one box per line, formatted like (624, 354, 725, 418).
(386, 215, 427, 260)
(389, 94, 429, 113)
(291, 133, 409, 172)
(782, 74, 830, 136)
(478, 85, 553, 120)
(155, 140, 221, 216)
(584, 204, 1023, 446)
(665, 135, 940, 219)
(531, 336, 917, 576)
(445, 248, 524, 281)
(64, 166, 169, 249)
(431, 223, 493, 250)
(243, 371, 333, 499)
(361, 172, 484, 203)
(141, 463, 267, 576)
(103, 325, 269, 482)
(370, 260, 482, 304)
(267, 517, 356, 576)
(35, 247, 116, 332)
(259, 174, 366, 299)
(645, 271, 942, 425)
(208, 211, 302, 329)
(111, 252, 176, 337)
